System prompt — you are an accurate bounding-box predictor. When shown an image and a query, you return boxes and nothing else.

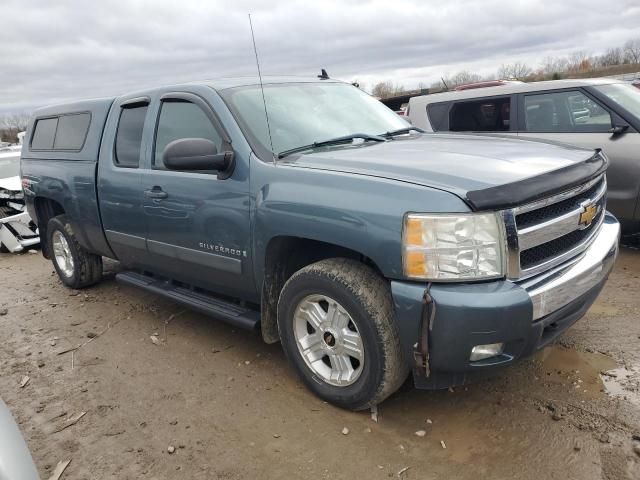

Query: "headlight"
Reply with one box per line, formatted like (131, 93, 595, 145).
(402, 212, 505, 281)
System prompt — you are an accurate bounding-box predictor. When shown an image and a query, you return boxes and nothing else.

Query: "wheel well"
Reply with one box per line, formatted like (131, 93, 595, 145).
(33, 197, 65, 258)
(260, 236, 383, 343)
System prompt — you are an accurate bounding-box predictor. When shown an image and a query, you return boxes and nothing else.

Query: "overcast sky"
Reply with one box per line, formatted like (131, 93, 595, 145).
(1, 0, 639, 113)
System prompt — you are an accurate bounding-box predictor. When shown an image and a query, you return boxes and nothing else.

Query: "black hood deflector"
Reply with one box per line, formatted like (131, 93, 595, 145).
(464, 150, 608, 211)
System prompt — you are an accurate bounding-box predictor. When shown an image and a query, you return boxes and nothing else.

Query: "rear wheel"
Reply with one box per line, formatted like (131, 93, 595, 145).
(47, 215, 102, 289)
(277, 258, 408, 410)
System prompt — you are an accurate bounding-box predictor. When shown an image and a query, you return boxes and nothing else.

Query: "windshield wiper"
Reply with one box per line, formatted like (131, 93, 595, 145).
(381, 126, 425, 138)
(277, 133, 385, 159)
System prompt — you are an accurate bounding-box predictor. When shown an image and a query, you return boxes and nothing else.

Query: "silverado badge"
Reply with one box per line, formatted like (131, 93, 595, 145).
(579, 202, 598, 228)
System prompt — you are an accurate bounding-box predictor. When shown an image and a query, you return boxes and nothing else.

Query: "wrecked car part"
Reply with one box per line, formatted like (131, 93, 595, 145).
(0, 151, 40, 253)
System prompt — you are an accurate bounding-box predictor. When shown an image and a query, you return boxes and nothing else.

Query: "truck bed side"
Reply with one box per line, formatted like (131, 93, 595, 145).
(21, 98, 116, 259)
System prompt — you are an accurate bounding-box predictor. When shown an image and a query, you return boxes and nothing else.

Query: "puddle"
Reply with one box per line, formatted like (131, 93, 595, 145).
(536, 345, 616, 397)
(601, 365, 640, 407)
(537, 346, 640, 407)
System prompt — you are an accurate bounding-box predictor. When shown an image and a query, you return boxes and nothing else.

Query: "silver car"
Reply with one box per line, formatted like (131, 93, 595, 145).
(0, 399, 39, 480)
(408, 78, 640, 232)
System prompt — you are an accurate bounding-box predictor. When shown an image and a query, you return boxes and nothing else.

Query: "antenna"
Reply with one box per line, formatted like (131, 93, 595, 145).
(248, 14, 276, 164)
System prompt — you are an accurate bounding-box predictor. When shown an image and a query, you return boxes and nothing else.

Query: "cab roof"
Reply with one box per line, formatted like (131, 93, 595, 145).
(32, 76, 344, 115)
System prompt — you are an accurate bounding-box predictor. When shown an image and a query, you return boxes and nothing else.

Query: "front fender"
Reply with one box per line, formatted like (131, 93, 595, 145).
(251, 160, 471, 285)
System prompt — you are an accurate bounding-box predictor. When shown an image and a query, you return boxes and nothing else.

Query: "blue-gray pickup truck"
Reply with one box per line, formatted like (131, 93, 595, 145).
(20, 77, 620, 410)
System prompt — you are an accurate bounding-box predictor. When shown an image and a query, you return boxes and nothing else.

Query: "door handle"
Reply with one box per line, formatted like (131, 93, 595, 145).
(144, 187, 168, 199)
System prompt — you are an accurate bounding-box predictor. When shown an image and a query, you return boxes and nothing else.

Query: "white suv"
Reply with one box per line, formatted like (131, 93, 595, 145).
(407, 78, 640, 232)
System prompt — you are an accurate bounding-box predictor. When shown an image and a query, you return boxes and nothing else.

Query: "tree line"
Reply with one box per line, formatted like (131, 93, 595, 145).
(0, 112, 30, 144)
(371, 38, 640, 98)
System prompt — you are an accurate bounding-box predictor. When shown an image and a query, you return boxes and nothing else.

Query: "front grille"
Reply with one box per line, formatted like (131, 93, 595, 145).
(508, 175, 606, 279)
(520, 208, 603, 269)
(516, 179, 602, 230)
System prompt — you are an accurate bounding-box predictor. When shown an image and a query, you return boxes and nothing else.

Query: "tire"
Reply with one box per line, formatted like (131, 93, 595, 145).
(277, 258, 408, 410)
(0, 242, 9, 254)
(47, 215, 103, 289)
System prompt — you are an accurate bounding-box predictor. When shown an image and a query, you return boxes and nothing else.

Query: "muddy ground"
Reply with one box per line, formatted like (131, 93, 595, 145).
(1, 248, 639, 480)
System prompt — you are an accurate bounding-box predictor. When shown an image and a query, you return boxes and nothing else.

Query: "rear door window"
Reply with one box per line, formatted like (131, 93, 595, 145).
(53, 113, 91, 150)
(449, 97, 511, 132)
(523, 90, 612, 132)
(115, 105, 148, 168)
(31, 117, 58, 150)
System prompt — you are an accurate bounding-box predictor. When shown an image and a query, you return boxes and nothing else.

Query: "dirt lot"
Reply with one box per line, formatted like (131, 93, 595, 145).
(1, 248, 639, 480)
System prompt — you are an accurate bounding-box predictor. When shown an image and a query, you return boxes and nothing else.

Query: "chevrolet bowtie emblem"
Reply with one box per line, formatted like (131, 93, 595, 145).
(579, 203, 598, 227)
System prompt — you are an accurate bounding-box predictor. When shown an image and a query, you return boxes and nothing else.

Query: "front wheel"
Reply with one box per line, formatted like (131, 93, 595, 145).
(47, 215, 103, 289)
(277, 258, 408, 410)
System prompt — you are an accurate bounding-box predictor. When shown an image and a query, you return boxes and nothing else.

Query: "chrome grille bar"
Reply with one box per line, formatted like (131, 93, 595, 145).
(517, 178, 606, 251)
(504, 174, 607, 281)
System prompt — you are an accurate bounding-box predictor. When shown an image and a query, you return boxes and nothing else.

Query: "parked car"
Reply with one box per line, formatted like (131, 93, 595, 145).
(21, 77, 619, 410)
(407, 78, 640, 233)
(0, 399, 40, 480)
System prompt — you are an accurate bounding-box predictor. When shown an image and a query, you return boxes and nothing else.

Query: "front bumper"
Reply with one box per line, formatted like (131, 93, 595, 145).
(391, 213, 620, 390)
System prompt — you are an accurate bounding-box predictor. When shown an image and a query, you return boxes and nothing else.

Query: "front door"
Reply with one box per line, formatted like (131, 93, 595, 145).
(516, 89, 640, 223)
(140, 90, 254, 300)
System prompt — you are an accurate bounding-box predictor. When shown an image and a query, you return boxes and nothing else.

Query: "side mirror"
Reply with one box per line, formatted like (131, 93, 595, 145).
(163, 138, 233, 173)
(609, 116, 630, 136)
(609, 124, 629, 136)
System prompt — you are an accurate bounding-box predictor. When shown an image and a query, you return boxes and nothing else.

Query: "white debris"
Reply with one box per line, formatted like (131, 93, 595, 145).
(370, 404, 378, 423)
(47, 459, 71, 480)
(397, 466, 410, 476)
(341, 427, 349, 435)
(415, 430, 426, 437)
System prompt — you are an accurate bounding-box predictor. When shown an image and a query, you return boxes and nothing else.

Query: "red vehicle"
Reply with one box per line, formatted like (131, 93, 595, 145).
(454, 80, 523, 91)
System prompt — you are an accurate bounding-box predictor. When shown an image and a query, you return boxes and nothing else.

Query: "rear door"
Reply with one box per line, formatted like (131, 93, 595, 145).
(98, 97, 151, 267)
(140, 87, 254, 300)
(516, 88, 640, 225)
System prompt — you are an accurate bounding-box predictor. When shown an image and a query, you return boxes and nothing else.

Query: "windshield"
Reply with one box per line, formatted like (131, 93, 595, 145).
(594, 83, 640, 119)
(221, 82, 409, 159)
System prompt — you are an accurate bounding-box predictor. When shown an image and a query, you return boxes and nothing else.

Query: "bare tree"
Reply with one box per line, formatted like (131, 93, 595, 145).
(371, 81, 405, 99)
(497, 62, 532, 79)
(623, 39, 640, 64)
(0, 112, 30, 144)
(442, 71, 483, 88)
(566, 51, 592, 72)
(598, 47, 623, 67)
(540, 56, 569, 75)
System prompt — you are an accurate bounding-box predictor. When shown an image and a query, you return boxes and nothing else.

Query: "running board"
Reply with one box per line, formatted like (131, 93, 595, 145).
(116, 271, 260, 331)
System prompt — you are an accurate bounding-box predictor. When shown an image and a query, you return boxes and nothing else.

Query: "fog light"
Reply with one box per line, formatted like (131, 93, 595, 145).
(470, 343, 504, 362)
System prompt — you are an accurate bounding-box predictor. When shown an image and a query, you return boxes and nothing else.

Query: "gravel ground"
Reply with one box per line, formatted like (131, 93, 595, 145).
(0, 248, 639, 479)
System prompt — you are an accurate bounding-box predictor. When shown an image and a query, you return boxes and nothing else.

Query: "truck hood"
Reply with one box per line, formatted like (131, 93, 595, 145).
(282, 133, 604, 210)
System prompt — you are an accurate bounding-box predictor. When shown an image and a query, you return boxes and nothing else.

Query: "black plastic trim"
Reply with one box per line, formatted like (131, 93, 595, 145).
(465, 150, 608, 211)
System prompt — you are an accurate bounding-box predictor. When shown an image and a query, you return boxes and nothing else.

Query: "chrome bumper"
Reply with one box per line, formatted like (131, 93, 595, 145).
(521, 213, 620, 320)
